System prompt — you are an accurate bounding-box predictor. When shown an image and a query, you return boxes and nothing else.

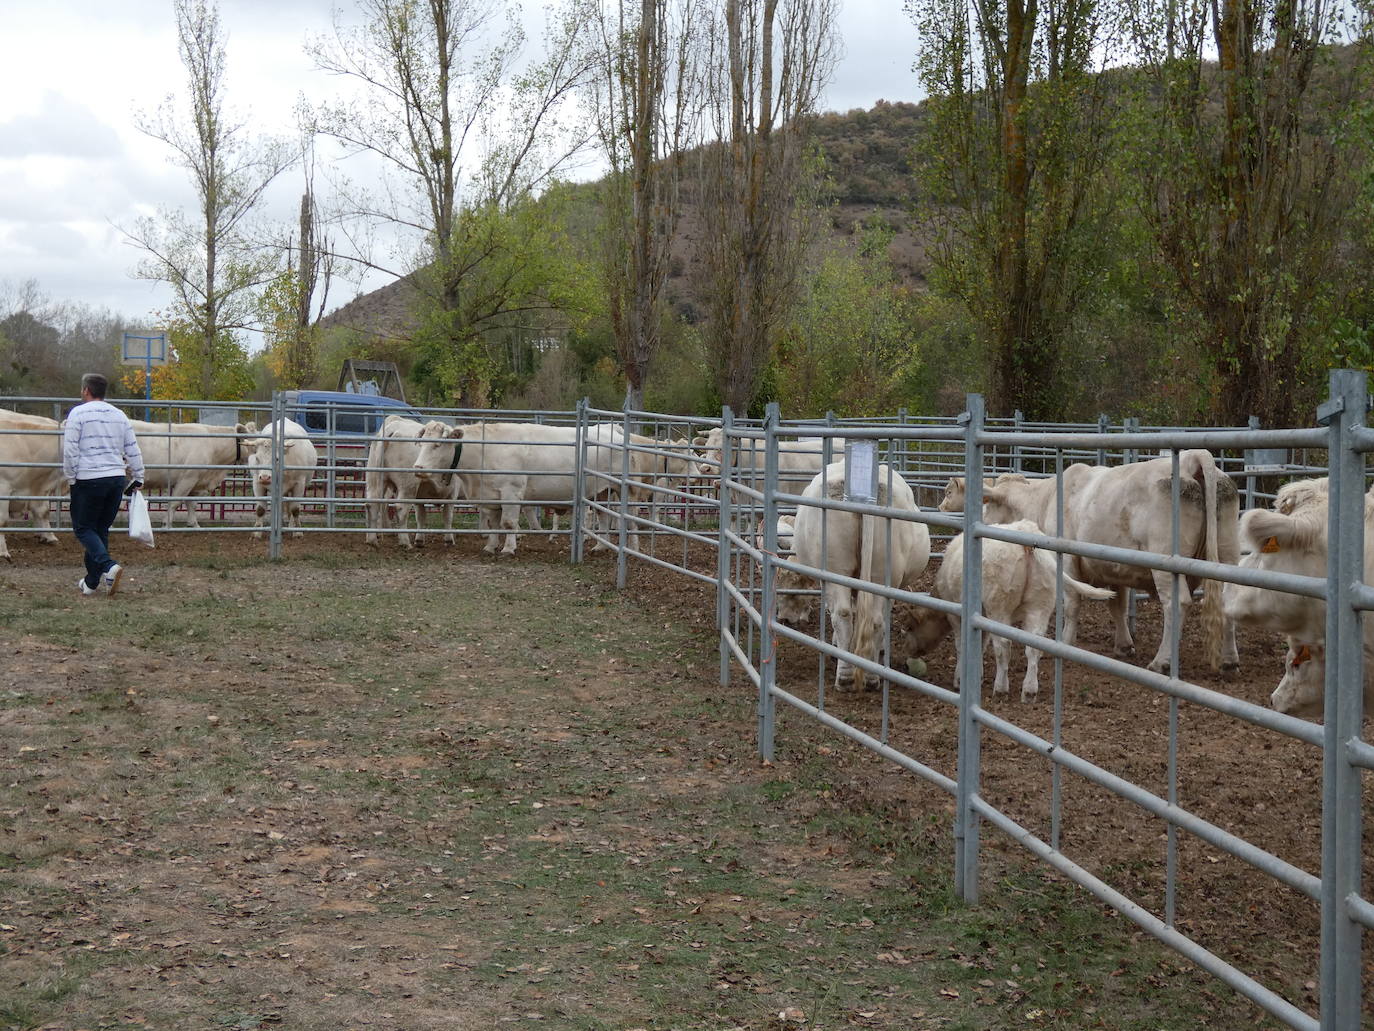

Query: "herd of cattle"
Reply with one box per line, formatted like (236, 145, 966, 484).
(0, 408, 1363, 719)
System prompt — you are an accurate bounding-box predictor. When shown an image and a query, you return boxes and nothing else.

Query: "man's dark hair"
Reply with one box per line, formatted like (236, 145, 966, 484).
(82, 373, 107, 399)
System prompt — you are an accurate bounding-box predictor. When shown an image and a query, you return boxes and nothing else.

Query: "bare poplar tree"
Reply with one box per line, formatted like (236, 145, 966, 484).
(696, 0, 839, 414)
(586, 0, 706, 412)
(910, 0, 1118, 419)
(1121, 0, 1373, 426)
(126, 0, 293, 398)
(308, 0, 595, 404)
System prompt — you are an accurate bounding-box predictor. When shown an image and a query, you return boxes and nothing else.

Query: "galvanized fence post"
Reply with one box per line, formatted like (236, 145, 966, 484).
(268, 391, 285, 560)
(955, 393, 986, 902)
(717, 407, 735, 687)
(617, 402, 631, 589)
(572, 399, 588, 565)
(759, 408, 780, 761)
(1319, 368, 1366, 1029)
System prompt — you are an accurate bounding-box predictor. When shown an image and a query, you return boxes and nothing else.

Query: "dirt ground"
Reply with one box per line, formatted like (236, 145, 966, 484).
(2, 524, 1370, 1027)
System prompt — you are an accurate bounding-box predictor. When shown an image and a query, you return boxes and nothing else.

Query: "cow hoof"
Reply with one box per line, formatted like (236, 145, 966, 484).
(39, 535, 58, 546)
(1222, 661, 1240, 674)
(1148, 660, 1172, 675)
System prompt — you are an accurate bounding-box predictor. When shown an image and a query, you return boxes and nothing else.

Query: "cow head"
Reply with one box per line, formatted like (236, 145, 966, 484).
(901, 602, 951, 656)
(1271, 641, 1325, 716)
(412, 421, 463, 486)
(939, 477, 966, 513)
(243, 425, 308, 487)
(774, 567, 814, 626)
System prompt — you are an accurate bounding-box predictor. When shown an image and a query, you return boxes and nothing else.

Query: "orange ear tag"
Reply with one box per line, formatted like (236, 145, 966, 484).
(1261, 537, 1280, 554)
(1294, 644, 1312, 665)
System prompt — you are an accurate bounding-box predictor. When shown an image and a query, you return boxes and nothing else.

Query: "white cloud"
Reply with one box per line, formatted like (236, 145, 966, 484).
(0, 92, 124, 159)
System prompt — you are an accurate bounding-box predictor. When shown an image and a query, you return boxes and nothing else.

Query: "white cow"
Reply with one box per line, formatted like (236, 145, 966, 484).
(129, 419, 255, 529)
(940, 450, 1240, 674)
(364, 415, 461, 549)
(691, 427, 825, 491)
(905, 521, 1116, 701)
(776, 461, 931, 689)
(244, 419, 319, 538)
(1223, 478, 1374, 716)
(412, 421, 607, 555)
(0, 410, 64, 558)
(580, 424, 697, 551)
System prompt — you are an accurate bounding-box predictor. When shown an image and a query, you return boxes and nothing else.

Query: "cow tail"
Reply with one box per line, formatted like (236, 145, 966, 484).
(850, 512, 882, 690)
(1197, 452, 1224, 670)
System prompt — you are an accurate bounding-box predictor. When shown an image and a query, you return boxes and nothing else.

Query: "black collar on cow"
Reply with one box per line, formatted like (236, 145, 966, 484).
(235, 431, 242, 464)
(448, 441, 463, 470)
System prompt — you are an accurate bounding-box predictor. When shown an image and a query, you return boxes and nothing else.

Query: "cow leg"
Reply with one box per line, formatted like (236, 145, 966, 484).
(442, 497, 456, 545)
(1107, 589, 1135, 659)
(827, 586, 855, 688)
(498, 492, 521, 555)
(0, 491, 12, 560)
(990, 635, 1012, 697)
(29, 499, 59, 545)
(479, 506, 501, 553)
(394, 499, 416, 549)
(1221, 614, 1240, 672)
(1019, 604, 1053, 702)
(252, 492, 267, 540)
(1147, 569, 1187, 674)
(290, 500, 304, 538)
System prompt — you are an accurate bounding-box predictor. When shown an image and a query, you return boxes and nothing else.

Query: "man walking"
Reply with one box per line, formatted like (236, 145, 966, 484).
(62, 373, 145, 596)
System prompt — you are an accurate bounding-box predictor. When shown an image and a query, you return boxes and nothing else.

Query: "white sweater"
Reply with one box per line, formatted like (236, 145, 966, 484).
(62, 400, 146, 484)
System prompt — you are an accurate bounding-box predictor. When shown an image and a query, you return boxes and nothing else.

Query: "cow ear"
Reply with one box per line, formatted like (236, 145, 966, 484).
(242, 421, 257, 434)
(982, 485, 1007, 507)
(447, 425, 464, 440)
(1241, 509, 1299, 549)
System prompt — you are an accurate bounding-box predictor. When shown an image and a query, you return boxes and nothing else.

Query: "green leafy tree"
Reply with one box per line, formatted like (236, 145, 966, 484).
(119, 317, 254, 402)
(777, 222, 919, 417)
(309, 0, 595, 406)
(585, 0, 705, 412)
(1120, 0, 1374, 425)
(910, 0, 1119, 419)
(695, 0, 840, 414)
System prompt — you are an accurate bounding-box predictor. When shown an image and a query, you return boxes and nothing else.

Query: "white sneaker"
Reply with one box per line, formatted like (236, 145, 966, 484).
(77, 576, 97, 596)
(102, 564, 124, 595)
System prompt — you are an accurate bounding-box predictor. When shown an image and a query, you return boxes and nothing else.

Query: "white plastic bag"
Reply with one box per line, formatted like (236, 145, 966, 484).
(127, 490, 155, 548)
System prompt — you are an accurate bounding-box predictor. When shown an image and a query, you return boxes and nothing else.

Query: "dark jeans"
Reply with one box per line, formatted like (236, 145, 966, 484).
(70, 476, 126, 588)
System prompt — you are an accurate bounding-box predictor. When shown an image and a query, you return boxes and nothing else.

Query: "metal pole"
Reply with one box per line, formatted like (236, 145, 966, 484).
(616, 403, 631, 589)
(1318, 368, 1366, 1029)
(268, 391, 285, 560)
(759, 408, 780, 760)
(955, 393, 986, 902)
(717, 407, 734, 688)
(572, 399, 587, 564)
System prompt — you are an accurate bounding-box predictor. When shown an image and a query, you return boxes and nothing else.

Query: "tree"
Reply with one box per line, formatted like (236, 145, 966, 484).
(585, 0, 706, 412)
(910, 0, 1119, 419)
(119, 316, 254, 403)
(776, 221, 919, 417)
(125, 0, 293, 400)
(309, 0, 595, 405)
(1121, 0, 1374, 425)
(695, 0, 839, 414)
(259, 123, 344, 391)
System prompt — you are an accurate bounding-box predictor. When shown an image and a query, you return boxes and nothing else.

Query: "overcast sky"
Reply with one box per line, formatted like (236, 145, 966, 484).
(0, 0, 921, 330)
